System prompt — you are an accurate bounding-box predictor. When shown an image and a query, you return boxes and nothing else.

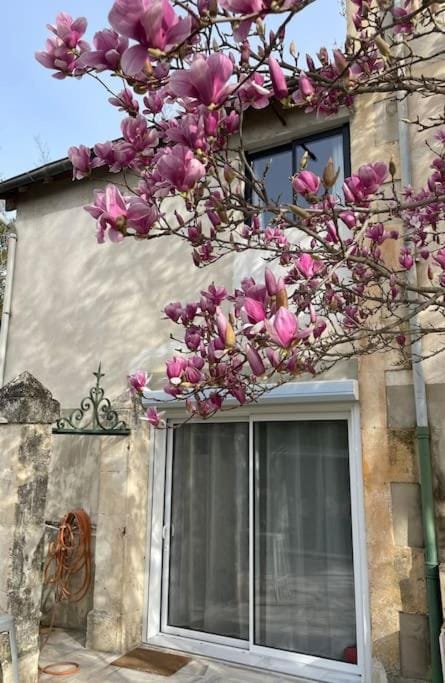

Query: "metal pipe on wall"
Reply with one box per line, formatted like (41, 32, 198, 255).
(0, 231, 17, 386)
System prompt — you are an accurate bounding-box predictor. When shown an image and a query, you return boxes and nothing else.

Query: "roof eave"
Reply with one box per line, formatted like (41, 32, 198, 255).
(0, 157, 73, 209)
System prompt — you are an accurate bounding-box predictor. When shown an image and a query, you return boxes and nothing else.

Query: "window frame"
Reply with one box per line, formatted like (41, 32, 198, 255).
(143, 386, 371, 683)
(245, 123, 351, 208)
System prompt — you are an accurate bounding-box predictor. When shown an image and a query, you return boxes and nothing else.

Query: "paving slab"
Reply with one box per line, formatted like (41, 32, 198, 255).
(38, 629, 315, 682)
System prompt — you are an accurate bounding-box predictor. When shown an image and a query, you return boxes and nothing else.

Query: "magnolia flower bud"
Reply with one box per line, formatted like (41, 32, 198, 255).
(300, 150, 309, 170)
(276, 287, 288, 309)
(322, 158, 340, 189)
(389, 157, 397, 179)
(289, 41, 297, 58)
(375, 35, 392, 60)
(256, 18, 265, 37)
(225, 320, 236, 348)
(224, 164, 236, 183)
(289, 204, 310, 220)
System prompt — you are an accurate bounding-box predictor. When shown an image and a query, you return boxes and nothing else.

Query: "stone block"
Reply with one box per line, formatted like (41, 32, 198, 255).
(391, 483, 424, 548)
(386, 386, 416, 430)
(372, 658, 389, 683)
(394, 548, 427, 615)
(0, 372, 59, 424)
(426, 384, 445, 429)
(399, 612, 430, 680)
(86, 609, 122, 653)
(388, 430, 418, 483)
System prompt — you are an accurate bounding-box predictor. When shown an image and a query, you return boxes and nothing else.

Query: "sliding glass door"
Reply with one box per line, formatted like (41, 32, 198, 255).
(161, 416, 359, 671)
(165, 422, 250, 642)
(254, 420, 356, 662)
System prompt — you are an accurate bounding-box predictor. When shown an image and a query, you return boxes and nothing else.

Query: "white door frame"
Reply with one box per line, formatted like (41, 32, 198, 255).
(143, 386, 371, 683)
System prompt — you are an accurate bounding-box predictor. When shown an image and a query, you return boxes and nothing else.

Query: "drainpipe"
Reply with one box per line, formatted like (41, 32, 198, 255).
(396, 67, 443, 683)
(0, 231, 17, 386)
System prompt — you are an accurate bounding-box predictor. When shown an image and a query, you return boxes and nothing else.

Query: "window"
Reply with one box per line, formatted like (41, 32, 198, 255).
(146, 392, 368, 683)
(248, 125, 350, 226)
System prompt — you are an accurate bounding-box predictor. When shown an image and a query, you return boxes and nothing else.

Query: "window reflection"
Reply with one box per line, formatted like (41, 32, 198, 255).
(249, 128, 348, 224)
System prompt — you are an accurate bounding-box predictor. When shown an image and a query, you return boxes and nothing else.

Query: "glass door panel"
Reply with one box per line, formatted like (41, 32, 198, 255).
(167, 422, 250, 640)
(254, 420, 357, 663)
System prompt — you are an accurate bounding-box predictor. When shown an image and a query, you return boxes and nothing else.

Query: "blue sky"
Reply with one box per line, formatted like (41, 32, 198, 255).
(0, 0, 345, 180)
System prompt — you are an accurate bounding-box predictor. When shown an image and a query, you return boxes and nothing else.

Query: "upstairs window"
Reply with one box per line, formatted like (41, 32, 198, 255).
(248, 125, 350, 226)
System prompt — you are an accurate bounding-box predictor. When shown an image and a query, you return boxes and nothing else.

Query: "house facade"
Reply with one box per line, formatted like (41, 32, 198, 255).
(0, 9, 444, 683)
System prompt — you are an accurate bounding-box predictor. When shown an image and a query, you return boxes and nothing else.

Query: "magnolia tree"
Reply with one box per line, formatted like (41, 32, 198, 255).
(36, 0, 445, 424)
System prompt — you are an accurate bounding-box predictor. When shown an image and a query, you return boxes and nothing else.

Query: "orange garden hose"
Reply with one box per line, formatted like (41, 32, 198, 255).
(39, 509, 93, 677)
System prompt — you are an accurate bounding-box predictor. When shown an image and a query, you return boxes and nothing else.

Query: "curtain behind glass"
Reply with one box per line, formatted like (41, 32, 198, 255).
(254, 420, 356, 662)
(168, 422, 249, 640)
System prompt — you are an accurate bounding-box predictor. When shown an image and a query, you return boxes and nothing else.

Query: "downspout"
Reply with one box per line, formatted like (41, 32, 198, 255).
(396, 61, 443, 683)
(0, 231, 17, 386)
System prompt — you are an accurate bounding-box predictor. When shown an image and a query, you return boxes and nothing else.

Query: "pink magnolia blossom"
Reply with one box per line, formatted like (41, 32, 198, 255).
(164, 302, 183, 322)
(128, 370, 150, 394)
(76, 29, 129, 71)
(170, 54, 234, 107)
(392, 6, 414, 34)
(219, 0, 263, 41)
(121, 115, 158, 152)
(433, 249, 445, 269)
(294, 74, 315, 102)
(292, 170, 321, 196)
(84, 185, 158, 242)
(143, 90, 165, 114)
(85, 185, 129, 243)
(265, 267, 284, 296)
(295, 253, 322, 279)
(166, 356, 187, 385)
(126, 197, 159, 235)
(343, 163, 388, 203)
(36, 13, 90, 78)
(109, 0, 192, 76)
(145, 407, 166, 427)
(246, 344, 265, 376)
(399, 247, 414, 270)
(164, 114, 206, 151)
(93, 140, 136, 173)
(109, 88, 140, 114)
(241, 297, 266, 324)
(238, 73, 271, 110)
(68, 145, 102, 180)
(185, 326, 202, 351)
(35, 37, 85, 78)
(266, 307, 309, 347)
(201, 284, 228, 305)
(155, 146, 206, 192)
(268, 56, 288, 100)
(47, 12, 88, 49)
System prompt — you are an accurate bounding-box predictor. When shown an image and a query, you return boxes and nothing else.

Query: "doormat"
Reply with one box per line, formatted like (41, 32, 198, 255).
(111, 647, 192, 676)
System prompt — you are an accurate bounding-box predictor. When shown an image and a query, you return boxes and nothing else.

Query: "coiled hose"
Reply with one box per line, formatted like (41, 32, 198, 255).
(39, 509, 93, 677)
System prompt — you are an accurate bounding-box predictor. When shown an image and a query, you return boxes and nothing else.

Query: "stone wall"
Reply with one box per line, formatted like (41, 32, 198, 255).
(41, 434, 100, 631)
(0, 373, 59, 683)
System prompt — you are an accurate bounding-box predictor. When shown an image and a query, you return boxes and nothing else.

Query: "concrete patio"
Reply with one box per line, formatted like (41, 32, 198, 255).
(38, 629, 313, 682)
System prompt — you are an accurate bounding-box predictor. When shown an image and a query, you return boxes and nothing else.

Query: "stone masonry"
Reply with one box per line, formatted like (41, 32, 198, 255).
(0, 372, 59, 683)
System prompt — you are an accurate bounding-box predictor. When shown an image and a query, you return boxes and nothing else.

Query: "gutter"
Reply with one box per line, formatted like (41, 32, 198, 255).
(396, 46, 443, 683)
(0, 158, 72, 209)
(0, 232, 17, 386)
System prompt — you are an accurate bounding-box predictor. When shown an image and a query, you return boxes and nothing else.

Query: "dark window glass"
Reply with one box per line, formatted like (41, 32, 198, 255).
(248, 127, 349, 221)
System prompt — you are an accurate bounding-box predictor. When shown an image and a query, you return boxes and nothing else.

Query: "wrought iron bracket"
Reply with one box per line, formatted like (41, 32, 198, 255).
(53, 364, 130, 436)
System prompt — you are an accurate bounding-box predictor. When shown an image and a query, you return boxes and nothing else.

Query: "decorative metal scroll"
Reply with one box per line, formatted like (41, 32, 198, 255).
(53, 364, 130, 436)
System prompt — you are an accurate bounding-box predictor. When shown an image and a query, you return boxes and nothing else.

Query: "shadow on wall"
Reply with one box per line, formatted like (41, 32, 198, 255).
(6, 174, 234, 407)
(41, 434, 101, 631)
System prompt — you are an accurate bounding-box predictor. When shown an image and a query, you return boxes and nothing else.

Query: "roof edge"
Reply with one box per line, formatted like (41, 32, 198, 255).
(0, 156, 72, 208)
